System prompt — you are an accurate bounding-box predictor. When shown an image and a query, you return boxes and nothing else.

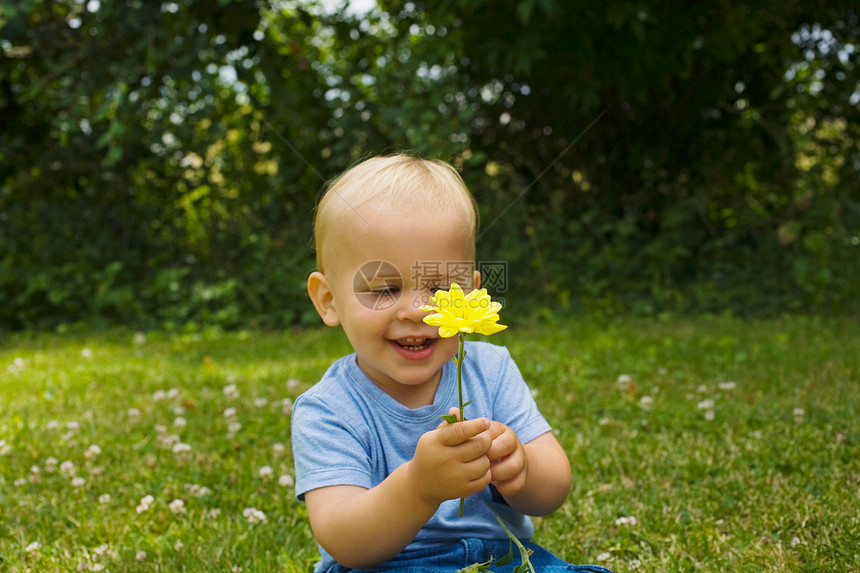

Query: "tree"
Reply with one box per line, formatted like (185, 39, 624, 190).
(381, 0, 860, 313)
(2, 0, 857, 330)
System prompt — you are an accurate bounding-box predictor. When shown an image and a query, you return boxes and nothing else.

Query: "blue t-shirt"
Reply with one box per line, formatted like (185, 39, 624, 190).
(291, 341, 552, 571)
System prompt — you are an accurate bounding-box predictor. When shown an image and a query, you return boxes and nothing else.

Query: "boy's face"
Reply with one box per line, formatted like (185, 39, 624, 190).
(309, 208, 478, 407)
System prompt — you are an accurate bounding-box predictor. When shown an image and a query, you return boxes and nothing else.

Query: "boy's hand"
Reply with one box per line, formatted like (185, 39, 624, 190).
(407, 417, 493, 506)
(486, 421, 528, 496)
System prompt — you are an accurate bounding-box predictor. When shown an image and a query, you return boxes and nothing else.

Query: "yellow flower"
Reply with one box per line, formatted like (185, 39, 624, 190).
(420, 283, 507, 338)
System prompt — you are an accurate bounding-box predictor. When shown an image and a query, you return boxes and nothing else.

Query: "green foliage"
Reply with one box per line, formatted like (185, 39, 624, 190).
(418, 0, 860, 316)
(1, 0, 858, 330)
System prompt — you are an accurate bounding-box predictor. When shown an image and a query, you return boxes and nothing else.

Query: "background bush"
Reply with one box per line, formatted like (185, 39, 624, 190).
(1, 0, 858, 330)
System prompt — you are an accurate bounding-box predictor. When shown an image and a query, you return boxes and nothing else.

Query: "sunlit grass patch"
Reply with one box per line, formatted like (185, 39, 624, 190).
(1, 316, 858, 572)
(0, 328, 348, 571)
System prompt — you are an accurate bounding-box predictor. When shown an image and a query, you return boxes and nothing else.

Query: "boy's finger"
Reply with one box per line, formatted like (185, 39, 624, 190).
(438, 417, 491, 446)
(436, 407, 462, 429)
(486, 420, 507, 440)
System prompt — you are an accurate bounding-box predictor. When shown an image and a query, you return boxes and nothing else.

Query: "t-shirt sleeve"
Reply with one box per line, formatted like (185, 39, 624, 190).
(291, 393, 373, 500)
(484, 345, 552, 445)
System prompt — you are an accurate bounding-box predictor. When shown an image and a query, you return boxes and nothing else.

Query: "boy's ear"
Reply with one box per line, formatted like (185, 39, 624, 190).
(307, 271, 341, 327)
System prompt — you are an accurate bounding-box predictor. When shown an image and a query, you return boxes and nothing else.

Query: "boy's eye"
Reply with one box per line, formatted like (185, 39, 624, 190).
(371, 286, 400, 296)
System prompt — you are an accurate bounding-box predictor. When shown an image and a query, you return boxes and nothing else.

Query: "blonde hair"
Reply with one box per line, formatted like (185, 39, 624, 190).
(313, 154, 479, 272)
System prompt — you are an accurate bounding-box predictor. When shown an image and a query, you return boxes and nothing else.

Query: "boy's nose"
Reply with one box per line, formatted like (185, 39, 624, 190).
(398, 289, 430, 322)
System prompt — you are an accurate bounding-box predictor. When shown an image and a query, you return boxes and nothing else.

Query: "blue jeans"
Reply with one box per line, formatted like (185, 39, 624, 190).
(319, 538, 613, 572)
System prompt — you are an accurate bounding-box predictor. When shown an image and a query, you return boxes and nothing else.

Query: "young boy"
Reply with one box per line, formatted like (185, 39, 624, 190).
(293, 154, 611, 572)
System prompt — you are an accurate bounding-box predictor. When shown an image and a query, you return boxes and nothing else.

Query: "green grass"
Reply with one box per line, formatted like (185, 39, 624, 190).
(1, 316, 858, 572)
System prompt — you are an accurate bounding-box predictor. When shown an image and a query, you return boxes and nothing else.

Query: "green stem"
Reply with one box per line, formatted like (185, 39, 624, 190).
(457, 333, 466, 422)
(457, 333, 466, 517)
(495, 516, 536, 573)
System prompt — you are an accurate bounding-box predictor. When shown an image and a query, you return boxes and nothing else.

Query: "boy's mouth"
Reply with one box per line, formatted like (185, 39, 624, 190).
(394, 337, 432, 351)
(389, 337, 437, 361)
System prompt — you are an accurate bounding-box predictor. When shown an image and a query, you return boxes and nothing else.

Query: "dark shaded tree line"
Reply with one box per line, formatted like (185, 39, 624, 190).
(1, 0, 858, 330)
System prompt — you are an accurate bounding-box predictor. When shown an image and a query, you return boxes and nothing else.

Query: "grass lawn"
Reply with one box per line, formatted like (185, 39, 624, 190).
(1, 316, 858, 572)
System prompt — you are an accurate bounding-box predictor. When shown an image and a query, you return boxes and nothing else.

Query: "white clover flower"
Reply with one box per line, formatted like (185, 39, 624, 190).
(14, 478, 26, 486)
(704, 409, 716, 421)
(272, 442, 286, 455)
(173, 406, 186, 416)
(26, 541, 42, 553)
(60, 460, 76, 476)
(615, 374, 633, 391)
(639, 395, 654, 410)
(13, 357, 25, 370)
(258, 465, 274, 479)
(166, 388, 179, 399)
(172, 442, 191, 454)
(173, 417, 187, 428)
(46, 419, 60, 430)
(254, 397, 268, 407)
(629, 558, 642, 570)
(207, 508, 222, 520)
(718, 381, 737, 391)
(227, 422, 242, 435)
(152, 390, 167, 401)
(98, 494, 111, 504)
(45, 457, 58, 472)
(133, 332, 147, 345)
(169, 499, 186, 514)
(697, 399, 715, 410)
(81, 348, 93, 359)
(136, 551, 147, 561)
(85, 444, 102, 460)
(223, 407, 237, 419)
(184, 483, 212, 496)
(174, 541, 184, 552)
(127, 407, 142, 418)
(615, 516, 638, 526)
(279, 474, 294, 487)
(223, 384, 239, 400)
(137, 495, 155, 513)
(281, 398, 294, 415)
(71, 476, 86, 487)
(92, 563, 105, 571)
(596, 552, 611, 562)
(66, 420, 80, 431)
(242, 507, 267, 524)
(287, 378, 300, 391)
